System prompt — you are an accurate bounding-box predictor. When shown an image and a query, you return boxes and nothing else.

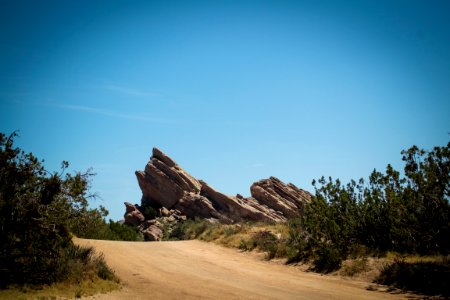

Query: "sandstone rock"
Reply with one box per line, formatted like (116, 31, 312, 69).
(160, 207, 170, 217)
(137, 219, 159, 228)
(143, 225, 163, 241)
(199, 181, 285, 223)
(250, 177, 312, 218)
(174, 192, 220, 220)
(134, 148, 312, 225)
(124, 202, 145, 226)
(241, 196, 286, 222)
(138, 220, 163, 241)
(136, 148, 201, 209)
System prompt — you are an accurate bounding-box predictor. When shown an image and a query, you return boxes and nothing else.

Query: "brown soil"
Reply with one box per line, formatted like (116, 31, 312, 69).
(75, 238, 415, 300)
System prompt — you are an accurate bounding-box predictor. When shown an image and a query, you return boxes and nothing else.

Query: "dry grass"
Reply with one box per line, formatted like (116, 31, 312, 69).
(0, 244, 121, 300)
(197, 222, 288, 250)
(337, 257, 391, 282)
(0, 278, 120, 300)
(181, 219, 450, 297)
(340, 257, 369, 277)
(375, 255, 450, 297)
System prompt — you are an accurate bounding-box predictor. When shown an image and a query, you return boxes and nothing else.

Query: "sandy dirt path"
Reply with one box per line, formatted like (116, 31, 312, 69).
(76, 238, 411, 300)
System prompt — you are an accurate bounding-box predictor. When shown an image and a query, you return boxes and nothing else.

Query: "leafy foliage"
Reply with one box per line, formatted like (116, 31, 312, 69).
(141, 204, 157, 220)
(106, 220, 143, 241)
(288, 142, 450, 272)
(70, 211, 143, 241)
(0, 132, 119, 287)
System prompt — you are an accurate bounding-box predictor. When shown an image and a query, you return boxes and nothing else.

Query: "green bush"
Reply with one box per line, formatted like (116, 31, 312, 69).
(250, 230, 278, 259)
(164, 221, 182, 240)
(0, 132, 118, 287)
(69, 209, 143, 241)
(141, 205, 157, 220)
(162, 218, 213, 241)
(223, 225, 242, 237)
(95, 254, 116, 281)
(107, 220, 143, 241)
(286, 141, 450, 272)
(180, 218, 210, 239)
(312, 243, 344, 273)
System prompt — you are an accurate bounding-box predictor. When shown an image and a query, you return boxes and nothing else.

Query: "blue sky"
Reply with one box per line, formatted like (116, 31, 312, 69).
(1, 0, 449, 220)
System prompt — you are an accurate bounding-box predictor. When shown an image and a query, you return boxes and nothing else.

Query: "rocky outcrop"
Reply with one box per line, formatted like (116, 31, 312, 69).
(135, 149, 201, 209)
(250, 177, 312, 218)
(174, 192, 221, 221)
(199, 181, 285, 223)
(124, 202, 145, 226)
(132, 147, 312, 225)
(137, 220, 163, 241)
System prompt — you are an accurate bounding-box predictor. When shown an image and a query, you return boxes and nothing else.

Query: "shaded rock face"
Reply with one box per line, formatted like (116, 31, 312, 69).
(137, 220, 163, 241)
(124, 202, 145, 226)
(134, 147, 312, 224)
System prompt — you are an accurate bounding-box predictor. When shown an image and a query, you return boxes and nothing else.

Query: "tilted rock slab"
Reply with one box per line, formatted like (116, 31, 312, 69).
(250, 177, 312, 218)
(135, 147, 312, 223)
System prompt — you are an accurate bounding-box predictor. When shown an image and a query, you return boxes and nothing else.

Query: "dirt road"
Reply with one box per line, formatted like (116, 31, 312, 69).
(76, 239, 410, 300)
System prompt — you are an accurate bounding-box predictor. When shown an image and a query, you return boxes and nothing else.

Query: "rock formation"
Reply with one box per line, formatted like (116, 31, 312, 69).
(250, 177, 312, 218)
(124, 202, 145, 226)
(131, 147, 312, 228)
(137, 219, 163, 241)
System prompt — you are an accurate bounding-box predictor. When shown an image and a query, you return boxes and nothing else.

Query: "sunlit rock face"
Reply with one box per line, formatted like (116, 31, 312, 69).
(134, 147, 312, 224)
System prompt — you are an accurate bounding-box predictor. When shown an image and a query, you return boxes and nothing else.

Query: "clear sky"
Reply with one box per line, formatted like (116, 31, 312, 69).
(1, 0, 449, 220)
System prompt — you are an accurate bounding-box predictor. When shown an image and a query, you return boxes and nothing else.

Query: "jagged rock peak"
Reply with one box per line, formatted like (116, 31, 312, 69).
(152, 147, 177, 168)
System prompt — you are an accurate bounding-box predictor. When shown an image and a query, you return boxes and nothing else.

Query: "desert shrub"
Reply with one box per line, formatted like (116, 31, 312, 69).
(94, 254, 116, 281)
(141, 205, 157, 220)
(273, 241, 288, 258)
(162, 221, 181, 240)
(248, 230, 279, 259)
(42, 243, 117, 286)
(70, 207, 142, 242)
(238, 239, 248, 250)
(55, 245, 90, 282)
(107, 220, 143, 241)
(199, 224, 225, 242)
(340, 258, 369, 277)
(234, 230, 287, 259)
(181, 218, 211, 239)
(69, 207, 110, 239)
(285, 218, 310, 263)
(312, 243, 344, 273)
(252, 230, 276, 248)
(64, 245, 118, 283)
(163, 218, 214, 241)
(223, 225, 238, 237)
(286, 141, 449, 273)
